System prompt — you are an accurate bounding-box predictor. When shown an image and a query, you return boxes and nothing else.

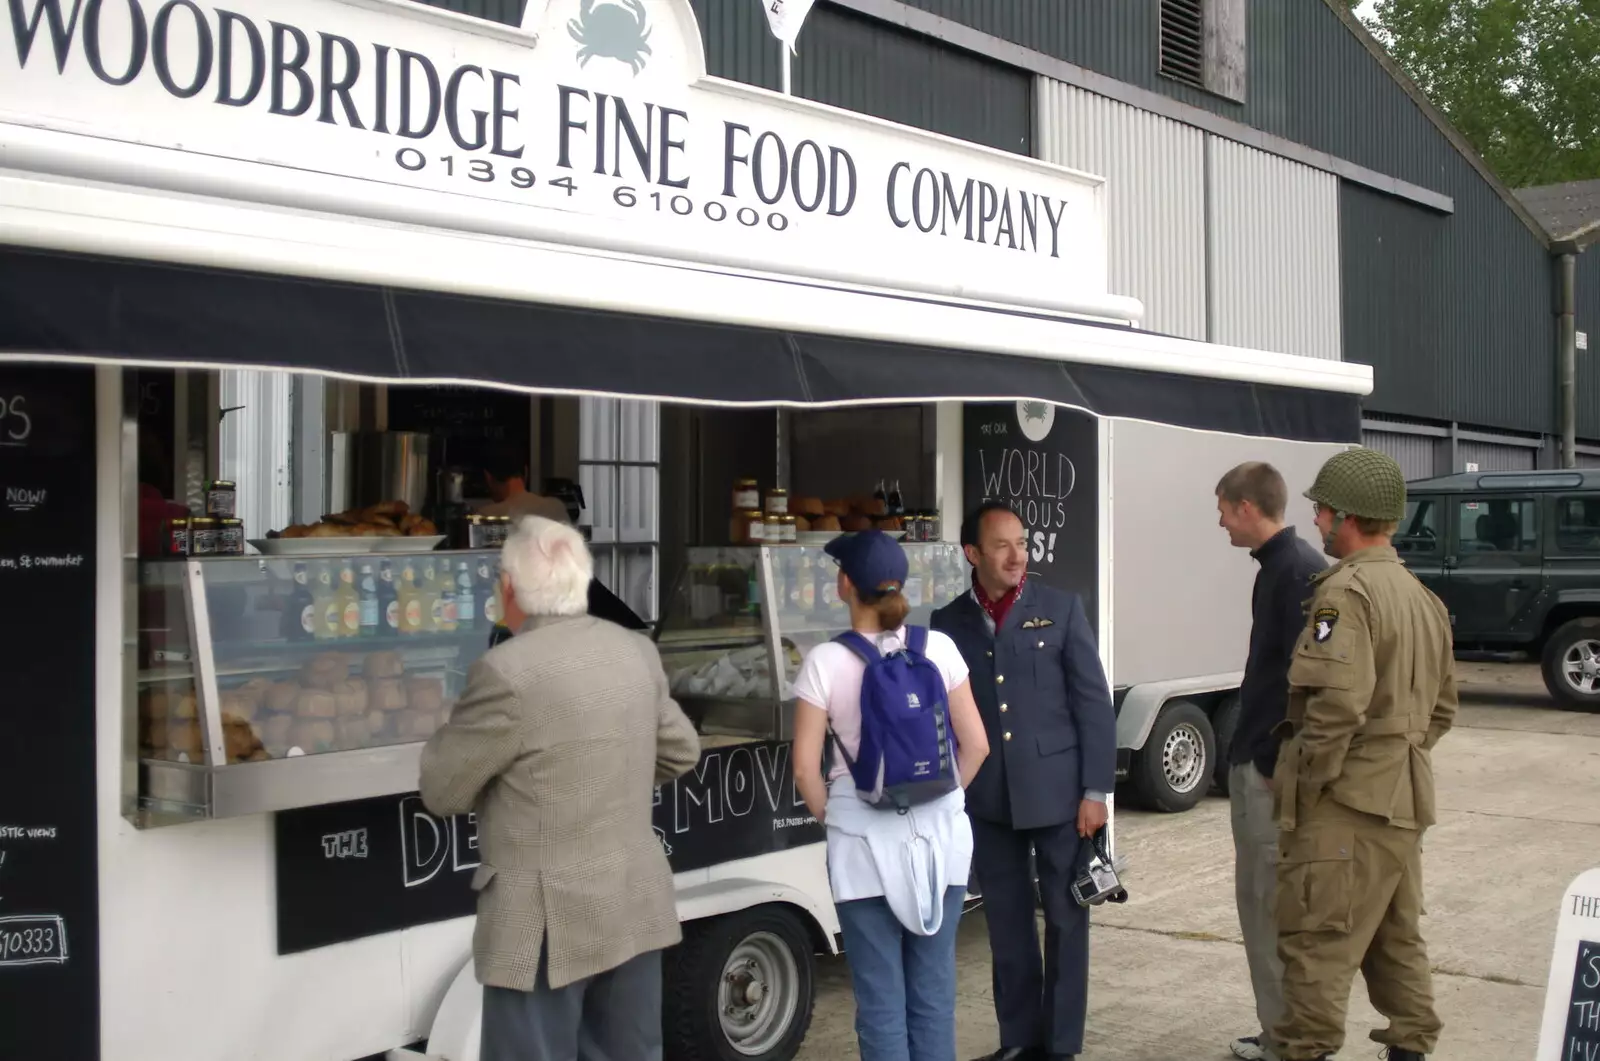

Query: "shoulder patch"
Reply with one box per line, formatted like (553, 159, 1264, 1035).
(1312, 607, 1339, 643)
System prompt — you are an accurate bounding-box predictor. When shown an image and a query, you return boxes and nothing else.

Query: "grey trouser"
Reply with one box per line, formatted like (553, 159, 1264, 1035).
(1231, 761, 1285, 1054)
(482, 948, 663, 1061)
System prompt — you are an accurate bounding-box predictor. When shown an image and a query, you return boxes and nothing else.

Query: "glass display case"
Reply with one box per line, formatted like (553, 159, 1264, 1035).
(654, 542, 970, 746)
(133, 549, 505, 825)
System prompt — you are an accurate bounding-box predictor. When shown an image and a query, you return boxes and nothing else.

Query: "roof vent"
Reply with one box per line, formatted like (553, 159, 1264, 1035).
(1160, 0, 1205, 88)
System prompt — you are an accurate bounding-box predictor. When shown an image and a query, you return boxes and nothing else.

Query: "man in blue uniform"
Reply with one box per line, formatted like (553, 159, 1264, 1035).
(932, 502, 1118, 1061)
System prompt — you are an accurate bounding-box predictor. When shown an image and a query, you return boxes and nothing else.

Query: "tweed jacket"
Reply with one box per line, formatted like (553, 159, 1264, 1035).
(419, 614, 701, 990)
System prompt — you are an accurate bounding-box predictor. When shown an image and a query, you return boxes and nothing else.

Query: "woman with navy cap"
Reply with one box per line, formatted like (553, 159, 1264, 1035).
(791, 530, 990, 1061)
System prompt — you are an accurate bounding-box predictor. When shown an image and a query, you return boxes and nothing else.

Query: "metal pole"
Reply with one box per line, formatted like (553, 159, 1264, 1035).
(1559, 251, 1578, 469)
(781, 47, 791, 94)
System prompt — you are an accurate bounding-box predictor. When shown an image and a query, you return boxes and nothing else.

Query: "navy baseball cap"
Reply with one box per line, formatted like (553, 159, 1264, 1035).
(824, 530, 908, 594)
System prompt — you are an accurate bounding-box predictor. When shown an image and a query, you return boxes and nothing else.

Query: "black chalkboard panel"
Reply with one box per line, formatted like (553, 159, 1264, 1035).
(1564, 939, 1600, 1058)
(963, 402, 1099, 632)
(386, 385, 532, 494)
(275, 740, 822, 953)
(0, 365, 100, 1061)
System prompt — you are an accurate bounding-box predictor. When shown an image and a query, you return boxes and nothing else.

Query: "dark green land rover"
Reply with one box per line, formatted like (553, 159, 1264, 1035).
(1397, 470, 1600, 710)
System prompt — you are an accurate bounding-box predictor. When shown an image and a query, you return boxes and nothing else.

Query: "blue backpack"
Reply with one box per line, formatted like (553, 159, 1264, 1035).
(830, 626, 960, 812)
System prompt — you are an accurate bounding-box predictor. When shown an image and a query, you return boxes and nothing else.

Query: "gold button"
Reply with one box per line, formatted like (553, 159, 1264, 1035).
(997, 674, 1005, 684)
(1003, 731, 1012, 741)
(999, 703, 1008, 713)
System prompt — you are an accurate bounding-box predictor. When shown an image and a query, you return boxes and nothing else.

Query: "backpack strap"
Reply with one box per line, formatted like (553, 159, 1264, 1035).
(905, 625, 929, 656)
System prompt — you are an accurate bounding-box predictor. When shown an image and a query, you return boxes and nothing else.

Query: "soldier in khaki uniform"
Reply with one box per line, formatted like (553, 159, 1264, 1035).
(1270, 448, 1459, 1061)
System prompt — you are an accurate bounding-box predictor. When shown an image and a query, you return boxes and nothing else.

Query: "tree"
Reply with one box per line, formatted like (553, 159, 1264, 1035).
(1349, 0, 1600, 189)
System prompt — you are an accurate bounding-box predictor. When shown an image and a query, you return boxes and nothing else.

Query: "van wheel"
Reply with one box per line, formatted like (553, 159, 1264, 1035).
(1128, 700, 1215, 813)
(1540, 618, 1600, 712)
(663, 905, 815, 1061)
(1210, 694, 1241, 795)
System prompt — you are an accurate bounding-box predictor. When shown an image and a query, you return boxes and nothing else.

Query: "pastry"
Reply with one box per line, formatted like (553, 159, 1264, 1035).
(370, 678, 408, 712)
(397, 710, 438, 740)
(301, 653, 349, 690)
(168, 719, 203, 757)
(219, 690, 260, 722)
(365, 709, 391, 738)
(172, 693, 198, 720)
(233, 678, 270, 714)
(287, 718, 336, 753)
(811, 515, 841, 532)
(266, 681, 300, 714)
(294, 689, 338, 719)
(363, 651, 404, 680)
(223, 718, 258, 761)
(404, 677, 445, 714)
(332, 681, 369, 717)
(261, 713, 294, 749)
(336, 715, 372, 749)
(245, 748, 272, 762)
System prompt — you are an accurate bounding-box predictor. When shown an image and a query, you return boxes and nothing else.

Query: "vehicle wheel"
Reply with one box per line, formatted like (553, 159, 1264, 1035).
(1540, 618, 1600, 712)
(662, 905, 815, 1061)
(1128, 700, 1215, 813)
(1210, 694, 1241, 796)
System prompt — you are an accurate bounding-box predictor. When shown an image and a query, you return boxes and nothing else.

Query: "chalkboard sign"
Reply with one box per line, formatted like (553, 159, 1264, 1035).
(1564, 938, 1600, 1058)
(275, 739, 821, 953)
(386, 385, 532, 492)
(963, 402, 1099, 630)
(0, 365, 100, 1061)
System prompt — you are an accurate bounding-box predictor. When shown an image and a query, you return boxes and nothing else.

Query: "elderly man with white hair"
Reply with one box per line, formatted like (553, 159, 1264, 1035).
(420, 515, 702, 1061)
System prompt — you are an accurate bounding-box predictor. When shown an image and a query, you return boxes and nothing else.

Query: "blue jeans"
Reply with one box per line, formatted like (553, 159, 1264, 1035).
(834, 886, 967, 1061)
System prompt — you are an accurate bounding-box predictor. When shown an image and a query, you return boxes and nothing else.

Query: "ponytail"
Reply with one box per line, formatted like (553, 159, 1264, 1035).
(861, 588, 911, 631)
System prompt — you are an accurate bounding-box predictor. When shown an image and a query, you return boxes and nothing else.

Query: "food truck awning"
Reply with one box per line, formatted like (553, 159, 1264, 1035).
(0, 169, 1365, 444)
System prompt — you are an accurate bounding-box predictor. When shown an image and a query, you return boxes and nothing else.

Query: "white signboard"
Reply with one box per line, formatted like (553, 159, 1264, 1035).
(0, 0, 1116, 316)
(1537, 867, 1600, 1060)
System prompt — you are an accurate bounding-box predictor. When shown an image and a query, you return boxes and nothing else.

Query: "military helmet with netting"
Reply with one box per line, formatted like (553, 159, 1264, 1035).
(1303, 447, 1407, 521)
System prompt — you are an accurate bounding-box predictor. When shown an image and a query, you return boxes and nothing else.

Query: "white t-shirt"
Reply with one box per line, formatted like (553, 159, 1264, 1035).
(791, 627, 971, 781)
(792, 626, 974, 904)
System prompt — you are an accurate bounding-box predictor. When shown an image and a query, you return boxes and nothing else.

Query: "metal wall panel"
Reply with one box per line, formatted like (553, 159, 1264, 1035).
(1208, 137, 1341, 360)
(1457, 439, 1537, 474)
(1035, 80, 1205, 340)
(1361, 428, 1437, 482)
(1341, 183, 1554, 432)
(1578, 251, 1600, 440)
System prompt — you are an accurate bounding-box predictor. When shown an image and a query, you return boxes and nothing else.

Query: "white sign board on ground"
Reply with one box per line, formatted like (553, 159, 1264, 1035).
(0, 0, 1119, 317)
(1537, 867, 1600, 1061)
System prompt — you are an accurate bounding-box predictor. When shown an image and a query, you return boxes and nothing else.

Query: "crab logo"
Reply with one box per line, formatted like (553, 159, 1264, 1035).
(568, 0, 653, 74)
(1016, 400, 1056, 443)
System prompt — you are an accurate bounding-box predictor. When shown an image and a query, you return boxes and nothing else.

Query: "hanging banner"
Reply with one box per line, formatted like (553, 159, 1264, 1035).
(758, 0, 819, 51)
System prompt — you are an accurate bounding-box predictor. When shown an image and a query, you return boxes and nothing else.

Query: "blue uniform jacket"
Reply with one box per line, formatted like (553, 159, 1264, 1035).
(931, 580, 1117, 831)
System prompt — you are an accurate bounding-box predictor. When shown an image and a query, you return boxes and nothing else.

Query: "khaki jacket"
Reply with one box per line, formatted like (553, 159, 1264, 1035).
(1274, 545, 1457, 832)
(419, 615, 701, 990)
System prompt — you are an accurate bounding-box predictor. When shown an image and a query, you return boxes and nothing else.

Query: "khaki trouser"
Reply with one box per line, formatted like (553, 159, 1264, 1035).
(1271, 799, 1442, 1060)
(1230, 762, 1285, 1055)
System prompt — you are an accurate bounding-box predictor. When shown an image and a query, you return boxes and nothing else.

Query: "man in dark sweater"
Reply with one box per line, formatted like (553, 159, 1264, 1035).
(1215, 461, 1327, 1061)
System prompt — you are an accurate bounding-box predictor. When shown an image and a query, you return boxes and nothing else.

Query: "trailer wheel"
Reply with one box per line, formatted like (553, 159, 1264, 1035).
(663, 905, 815, 1061)
(1128, 700, 1214, 813)
(1210, 694, 1241, 796)
(1541, 618, 1600, 711)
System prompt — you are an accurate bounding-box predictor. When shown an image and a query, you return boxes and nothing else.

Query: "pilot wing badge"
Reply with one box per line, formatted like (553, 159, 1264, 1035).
(1312, 607, 1339, 644)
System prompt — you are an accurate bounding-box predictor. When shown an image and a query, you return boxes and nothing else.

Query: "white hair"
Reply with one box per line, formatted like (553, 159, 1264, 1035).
(499, 516, 592, 618)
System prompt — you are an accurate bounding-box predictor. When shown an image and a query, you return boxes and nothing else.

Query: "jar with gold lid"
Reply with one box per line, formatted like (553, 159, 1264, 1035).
(746, 510, 769, 543)
(765, 488, 789, 515)
(777, 515, 797, 543)
(732, 479, 760, 512)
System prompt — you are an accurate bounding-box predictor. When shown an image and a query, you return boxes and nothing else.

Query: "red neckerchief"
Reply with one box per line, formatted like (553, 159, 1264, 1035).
(972, 570, 1026, 629)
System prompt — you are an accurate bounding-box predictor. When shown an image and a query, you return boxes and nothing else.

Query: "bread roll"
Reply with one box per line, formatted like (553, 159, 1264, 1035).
(172, 693, 198, 720)
(812, 515, 841, 532)
(288, 719, 336, 753)
(332, 681, 369, 717)
(169, 719, 203, 757)
(397, 710, 438, 741)
(223, 719, 258, 761)
(840, 514, 873, 532)
(363, 651, 404, 680)
(295, 689, 338, 719)
(219, 690, 259, 722)
(365, 709, 391, 739)
(405, 677, 445, 714)
(823, 499, 850, 518)
(261, 713, 294, 750)
(266, 681, 299, 714)
(234, 678, 270, 714)
(336, 715, 372, 749)
(301, 653, 349, 690)
(370, 678, 408, 712)
(245, 748, 272, 762)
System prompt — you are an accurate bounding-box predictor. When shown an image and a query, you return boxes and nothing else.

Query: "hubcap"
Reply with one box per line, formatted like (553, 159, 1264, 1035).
(1162, 722, 1206, 795)
(717, 931, 799, 1056)
(1561, 639, 1600, 694)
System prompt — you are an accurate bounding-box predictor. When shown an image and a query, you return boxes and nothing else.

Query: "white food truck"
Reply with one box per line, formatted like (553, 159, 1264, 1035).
(0, 1, 1368, 1059)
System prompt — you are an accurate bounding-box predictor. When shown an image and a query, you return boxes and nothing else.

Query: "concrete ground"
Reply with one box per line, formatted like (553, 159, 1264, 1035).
(794, 662, 1600, 1061)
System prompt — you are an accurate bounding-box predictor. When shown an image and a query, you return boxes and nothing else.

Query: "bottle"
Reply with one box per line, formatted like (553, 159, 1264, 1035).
(474, 555, 498, 629)
(431, 557, 457, 632)
(283, 563, 314, 642)
(454, 561, 476, 628)
(377, 560, 400, 635)
(398, 562, 423, 636)
(798, 552, 817, 613)
(357, 562, 380, 639)
(887, 479, 904, 517)
(312, 563, 339, 641)
(418, 557, 442, 633)
(336, 561, 361, 638)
